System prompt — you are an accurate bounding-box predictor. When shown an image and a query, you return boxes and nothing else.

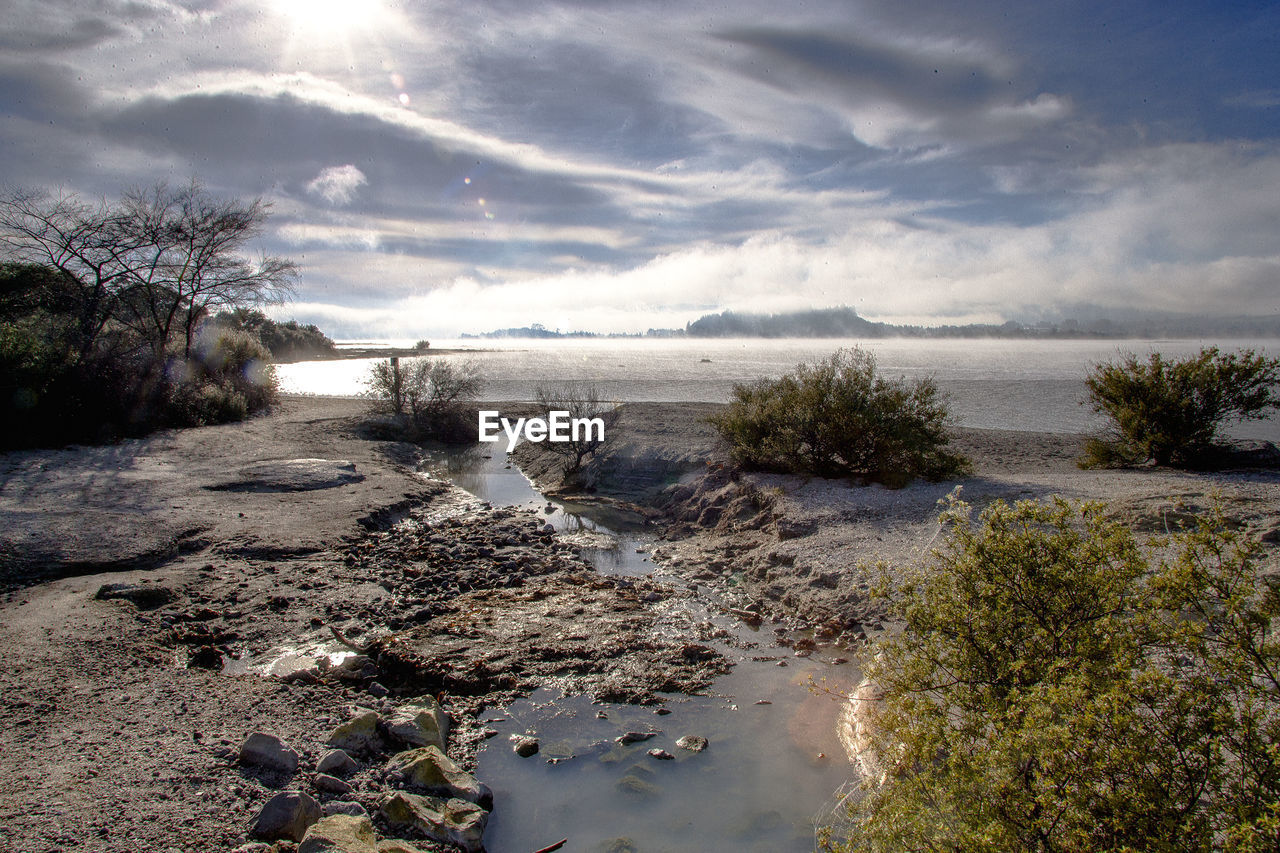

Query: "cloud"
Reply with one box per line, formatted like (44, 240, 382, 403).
(305, 164, 367, 205)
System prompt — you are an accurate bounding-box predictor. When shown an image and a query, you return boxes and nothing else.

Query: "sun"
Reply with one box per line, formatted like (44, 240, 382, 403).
(269, 0, 393, 39)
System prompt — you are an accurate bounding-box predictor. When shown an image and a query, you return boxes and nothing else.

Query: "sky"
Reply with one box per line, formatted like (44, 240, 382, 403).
(1, 0, 1278, 337)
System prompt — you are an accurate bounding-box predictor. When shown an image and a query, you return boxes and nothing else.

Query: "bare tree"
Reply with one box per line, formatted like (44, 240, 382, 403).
(534, 381, 619, 475)
(0, 188, 137, 358)
(0, 181, 297, 360)
(114, 181, 297, 358)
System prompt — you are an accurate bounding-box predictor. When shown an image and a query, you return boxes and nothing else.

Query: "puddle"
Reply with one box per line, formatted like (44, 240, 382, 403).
(425, 445, 862, 852)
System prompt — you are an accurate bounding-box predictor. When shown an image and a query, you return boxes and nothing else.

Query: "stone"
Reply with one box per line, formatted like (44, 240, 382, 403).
(317, 748, 359, 777)
(675, 735, 708, 752)
(298, 814, 379, 853)
(384, 697, 450, 751)
(617, 731, 658, 745)
(384, 746, 492, 808)
(323, 801, 370, 819)
(249, 791, 322, 841)
(230, 845, 273, 853)
(327, 710, 383, 754)
(379, 791, 488, 853)
(240, 732, 300, 775)
(513, 736, 539, 757)
(94, 582, 175, 610)
(647, 748, 674, 760)
(314, 773, 352, 794)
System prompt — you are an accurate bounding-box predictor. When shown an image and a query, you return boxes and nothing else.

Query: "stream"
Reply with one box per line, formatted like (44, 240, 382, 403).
(418, 447, 861, 853)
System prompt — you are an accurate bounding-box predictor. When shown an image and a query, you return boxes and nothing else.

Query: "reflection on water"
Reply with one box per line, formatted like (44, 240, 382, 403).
(418, 444, 655, 575)
(424, 442, 861, 852)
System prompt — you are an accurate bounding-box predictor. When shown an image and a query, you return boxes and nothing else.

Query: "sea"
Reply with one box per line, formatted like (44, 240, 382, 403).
(276, 337, 1280, 441)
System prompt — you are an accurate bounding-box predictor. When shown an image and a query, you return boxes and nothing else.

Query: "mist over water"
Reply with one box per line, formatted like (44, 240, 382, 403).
(277, 338, 1280, 440)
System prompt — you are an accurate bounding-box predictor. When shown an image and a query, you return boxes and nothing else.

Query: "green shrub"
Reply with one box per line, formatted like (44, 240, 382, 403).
(365, 356, 483, 443)
(1084, 347, 1280, 467)
(169, 380, 249, 426)
(709, 347, 967, 486)
(822, 497, 1280, 853)
(163, 329, 277, 427)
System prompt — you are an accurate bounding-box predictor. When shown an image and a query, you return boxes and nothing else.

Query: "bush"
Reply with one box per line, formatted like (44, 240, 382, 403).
(365, 356, 483, 442)
(822, 497, 1280, 853)
(709, 347, 968, 487)
(533, 381, 619, 482)
(1084, 347, 1280, 467)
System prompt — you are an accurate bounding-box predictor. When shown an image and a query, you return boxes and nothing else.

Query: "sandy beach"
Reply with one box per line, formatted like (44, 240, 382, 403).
(2, 395, 1278, 851)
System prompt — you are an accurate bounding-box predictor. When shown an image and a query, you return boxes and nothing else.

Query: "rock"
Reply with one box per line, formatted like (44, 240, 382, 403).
(617, 731, 658, 744)
(513, 736, 539, 757)
(647, 748, 674, 760)
(614, 772, 660, 799)
(327, 710, 383, 754)
(317, 748, 359, 777)
(298, 814, 378, 853)
(675, 735, 708, 752)
(379, 791, 488, 853)
(314, 773, 353, 794)
(94, 582, 175, 610)
(367, 682, 390, 698)
(249, 791, 322, 841)
(384, 697, 449, 751)
(240, 732, 300, 775)
(323, 801, 370, 819)
(230, 845, 273, 853)
(385, 746, 492, 808)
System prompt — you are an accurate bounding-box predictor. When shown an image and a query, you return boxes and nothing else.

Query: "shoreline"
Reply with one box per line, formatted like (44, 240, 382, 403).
(1, 395, 1278, 851)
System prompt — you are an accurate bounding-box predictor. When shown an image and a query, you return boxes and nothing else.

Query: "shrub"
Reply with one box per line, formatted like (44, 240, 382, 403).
(822, 497, 1280, 853)
(1084, 347, 1280, 467)
(533, 381, 619, 481)
(365, 356, 483, 442)
(709, 347, 967, 486)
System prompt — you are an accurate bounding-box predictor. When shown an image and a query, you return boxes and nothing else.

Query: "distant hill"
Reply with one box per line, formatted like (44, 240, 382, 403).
(684, 307, 889, 337)
(462, 306, 1280, 340)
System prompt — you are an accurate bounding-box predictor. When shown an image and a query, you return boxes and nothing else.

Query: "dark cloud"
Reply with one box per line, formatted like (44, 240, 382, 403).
(0, 16, 121, 52)
(716, 27, 1010, 117)
(459, 40, 721, 167)
(99, 90, 618, 219)
(0, 60, 90, 123)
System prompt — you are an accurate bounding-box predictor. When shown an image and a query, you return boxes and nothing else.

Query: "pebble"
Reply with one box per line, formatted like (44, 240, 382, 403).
(239, 732, 300, 775)
(647, 748, 674, 760)
(316, 748, 358, 777)
(514, 736, 540, 757)
(313, 773, 352, 794)
(617, 731, 659, 744)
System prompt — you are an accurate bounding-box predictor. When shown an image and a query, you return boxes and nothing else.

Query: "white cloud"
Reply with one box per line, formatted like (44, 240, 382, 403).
(275, 142, 1280, 338)
(305, 164, 367, 205)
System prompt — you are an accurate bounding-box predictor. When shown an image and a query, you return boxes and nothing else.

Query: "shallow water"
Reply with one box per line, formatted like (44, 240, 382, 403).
(426, 447, 861, 853)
